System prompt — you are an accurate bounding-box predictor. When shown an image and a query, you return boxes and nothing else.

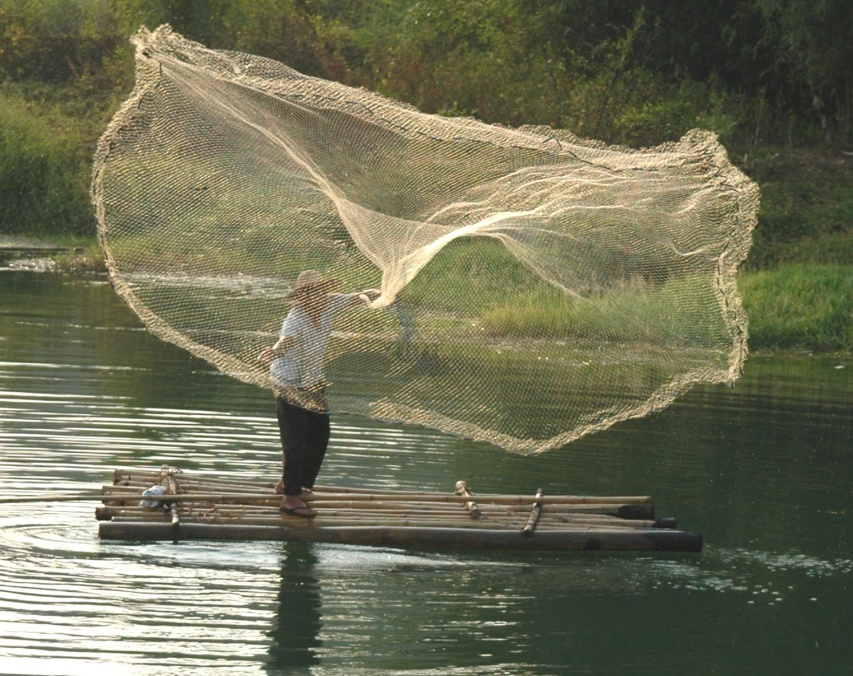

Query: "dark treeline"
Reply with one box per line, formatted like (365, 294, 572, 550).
(1, 0, 852, 243)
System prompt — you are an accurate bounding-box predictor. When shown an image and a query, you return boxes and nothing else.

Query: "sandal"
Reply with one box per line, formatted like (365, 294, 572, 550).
(280, 503, 316, 518)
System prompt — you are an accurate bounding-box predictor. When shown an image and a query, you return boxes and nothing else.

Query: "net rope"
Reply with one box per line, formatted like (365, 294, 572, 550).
(92, 25, 758, 454)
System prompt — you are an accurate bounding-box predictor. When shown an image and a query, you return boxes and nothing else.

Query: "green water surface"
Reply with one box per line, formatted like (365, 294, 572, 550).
(0, 269, 849, 674)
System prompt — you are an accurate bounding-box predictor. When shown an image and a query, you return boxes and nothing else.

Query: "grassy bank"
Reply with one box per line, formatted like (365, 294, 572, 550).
(32, 238, 851, 354)
(740, 264, 852, 351)
(417, 252, 852, 353)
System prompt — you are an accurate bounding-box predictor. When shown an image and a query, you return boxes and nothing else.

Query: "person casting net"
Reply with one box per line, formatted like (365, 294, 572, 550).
(259, 270, 379, 517)
(92, 25, 758, 454)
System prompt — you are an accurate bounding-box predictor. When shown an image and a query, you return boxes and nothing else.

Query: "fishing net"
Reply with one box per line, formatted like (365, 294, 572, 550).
(92, 25, 757, 454)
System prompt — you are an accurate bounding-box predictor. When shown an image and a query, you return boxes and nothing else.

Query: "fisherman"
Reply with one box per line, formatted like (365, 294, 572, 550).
(258, 270, 379, 517)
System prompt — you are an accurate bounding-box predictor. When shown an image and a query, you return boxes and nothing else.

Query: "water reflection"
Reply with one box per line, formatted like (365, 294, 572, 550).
(267, 546, 323, 671)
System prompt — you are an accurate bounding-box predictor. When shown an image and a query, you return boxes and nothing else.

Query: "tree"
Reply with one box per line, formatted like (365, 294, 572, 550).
(748, 0, 853, 146)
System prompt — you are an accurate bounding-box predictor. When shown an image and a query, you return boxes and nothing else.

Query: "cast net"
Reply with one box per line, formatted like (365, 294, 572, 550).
(92, 25, 757, 454)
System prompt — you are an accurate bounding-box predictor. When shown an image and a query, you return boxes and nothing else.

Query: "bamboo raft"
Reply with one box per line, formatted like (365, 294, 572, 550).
(96, 467, 703, 552)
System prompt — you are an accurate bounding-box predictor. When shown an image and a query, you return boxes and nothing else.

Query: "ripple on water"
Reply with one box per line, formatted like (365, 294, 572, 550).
(722, 547, 853, 577)
(640, 545, 852, 608)
(0, 502, 286, 673)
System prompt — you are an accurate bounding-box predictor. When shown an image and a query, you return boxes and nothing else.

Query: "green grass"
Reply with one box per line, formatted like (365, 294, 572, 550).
(402, 238, 539, 314)
(740, 264, 853, 351)
(402, 253, 852, 354)
(479, 274, 729, 348)
(0, 91, 96, 237)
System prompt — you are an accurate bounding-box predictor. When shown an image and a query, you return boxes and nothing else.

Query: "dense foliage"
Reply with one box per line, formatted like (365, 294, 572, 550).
(1, 0, 851, 282)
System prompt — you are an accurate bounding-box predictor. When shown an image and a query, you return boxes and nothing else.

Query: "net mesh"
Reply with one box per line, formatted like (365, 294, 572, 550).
(92, 25, 757, 454)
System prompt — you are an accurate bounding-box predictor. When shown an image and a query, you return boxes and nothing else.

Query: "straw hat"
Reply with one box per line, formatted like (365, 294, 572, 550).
(285, 270, 338, 299)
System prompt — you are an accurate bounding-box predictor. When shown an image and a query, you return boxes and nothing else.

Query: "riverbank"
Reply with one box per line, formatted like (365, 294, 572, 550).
(0, 236, 105, 274)
(4, 239, 849, 354)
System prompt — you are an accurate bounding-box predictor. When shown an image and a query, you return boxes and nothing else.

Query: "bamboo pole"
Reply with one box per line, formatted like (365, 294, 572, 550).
(97, 503, 668, 531)
(0, 492, 108, 504)
(474, 502, 653, 517)
(106, 513, 523, 529)
(107, 515, 603, 531)
(96, 497, 653, 521)
(98, 521, 703, 552)
(111, 477, 272, 493)
(536, 518, 660, 530)
(99, 508, 673, 531)
(113, 472, 277, 495)
(115, 470, 459, 497)
(96, 505, 527, 525)
(108, 471, 652, 507)
(98, 491, 651, 506)
(304, 492, 654, 506)
(113, 479, 271, 494)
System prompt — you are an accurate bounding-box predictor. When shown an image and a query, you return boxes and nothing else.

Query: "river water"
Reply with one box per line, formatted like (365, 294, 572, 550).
(0, 267, 850, 675)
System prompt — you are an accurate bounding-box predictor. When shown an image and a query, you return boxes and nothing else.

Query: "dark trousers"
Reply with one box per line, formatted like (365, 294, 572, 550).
(276, 395, 330, 496)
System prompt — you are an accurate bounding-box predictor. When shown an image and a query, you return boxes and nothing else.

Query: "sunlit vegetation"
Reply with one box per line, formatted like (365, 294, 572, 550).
(1, 0, 851, 350)
(740, 264, 853, 351)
